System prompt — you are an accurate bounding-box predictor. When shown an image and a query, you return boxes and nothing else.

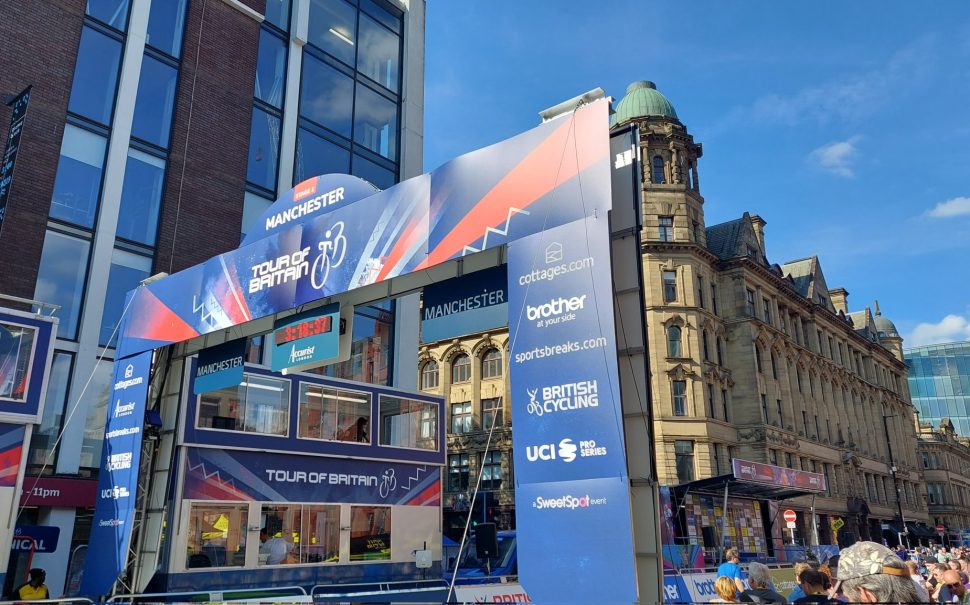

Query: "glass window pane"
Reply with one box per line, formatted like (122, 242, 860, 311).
(361, 0, 401, 34)
(247, 106, 281, 191)
(100, 249, 152, 346)
(34, 231, 91, 340)
(379, 395, 437, 450)
(295, 129, 351, 183)
(308, 0, 357, 65)
(117, 148, 166, 245)
(69, 27, 123, 125)
(80, 359, 112, 470)
(241, 192, 272, 241)
(298, 384, 371, 443)
(198, 373, 288, 436)
(351, 154, 395, 189)
(86, 0, 129, 31)
(198, 383, 245, 430)
(131, 55, 178, 148)
(0, 324, 36, 402)
(255, 28, 287, 108)
(259, 504, 299, 565)
(314, 305, 393, 385)
(146, 0, 188, 56)
(265, 0, 292, 31)
(28, 352, 74, 472)
(300, 56, 354, 137)
(243, 375, 289, 434)
(49, 125, 108, 229)
(354, 85, 397, 161)
(301, 505, 339, 563)
(350, 506, 390, 561)
(186, 503, 248, 568)
(357, 13, 399, 91)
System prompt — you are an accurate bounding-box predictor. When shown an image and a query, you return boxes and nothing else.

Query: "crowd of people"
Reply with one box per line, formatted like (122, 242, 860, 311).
(707, 543, 970, 604)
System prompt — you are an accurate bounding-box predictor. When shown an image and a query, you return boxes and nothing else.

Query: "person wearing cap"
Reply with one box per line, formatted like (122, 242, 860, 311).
(938, 570, 969, 604)
(834, 541, 922, 603)
(11, 568, 48, 600)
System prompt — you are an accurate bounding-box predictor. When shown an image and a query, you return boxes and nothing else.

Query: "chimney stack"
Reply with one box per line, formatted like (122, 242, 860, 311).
(750, 215, 767, 253)
(829, 288, 849, 314)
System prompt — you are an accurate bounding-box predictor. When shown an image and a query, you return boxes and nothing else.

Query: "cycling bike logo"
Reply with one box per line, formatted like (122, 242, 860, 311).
(379, 469, 397, 498)
(526, 388, 545, 417)
(310, 221, 347, 291)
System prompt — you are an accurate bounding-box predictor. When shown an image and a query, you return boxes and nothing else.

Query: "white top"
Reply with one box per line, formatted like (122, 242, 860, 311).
(260, 536, 291, 564)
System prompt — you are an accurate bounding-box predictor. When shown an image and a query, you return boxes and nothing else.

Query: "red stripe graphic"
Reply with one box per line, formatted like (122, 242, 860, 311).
(420, 102, 608, 269)
(405, 481, 441, 506)
(127, 290, 200, 342)
(375, 209, 428, 283)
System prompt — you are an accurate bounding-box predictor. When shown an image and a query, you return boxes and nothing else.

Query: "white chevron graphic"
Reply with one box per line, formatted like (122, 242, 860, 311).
(462, 207, 530, 256)
(186, 459, 238, 491)
(400, 465, 428, 492)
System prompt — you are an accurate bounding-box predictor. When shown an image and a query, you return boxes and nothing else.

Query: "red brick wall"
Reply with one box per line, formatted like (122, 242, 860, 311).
(153, 0, 265, 275)
(0, 1, 84, 301)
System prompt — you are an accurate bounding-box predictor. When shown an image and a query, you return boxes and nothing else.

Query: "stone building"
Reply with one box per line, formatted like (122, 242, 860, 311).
(617, 79, 927, 546)
(917, 420, 970, 542)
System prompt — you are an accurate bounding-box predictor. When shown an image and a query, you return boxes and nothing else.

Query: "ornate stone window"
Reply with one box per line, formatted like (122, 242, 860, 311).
(420, 360, 438, 389)
(652, 155, 665, 184)
(451, 354, 471, 383)
(481, 348, 502, 379)
(667, 325, 682, 357)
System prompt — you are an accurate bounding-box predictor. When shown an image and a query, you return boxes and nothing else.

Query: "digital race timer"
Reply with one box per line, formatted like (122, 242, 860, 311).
(273, 315, 332, 346)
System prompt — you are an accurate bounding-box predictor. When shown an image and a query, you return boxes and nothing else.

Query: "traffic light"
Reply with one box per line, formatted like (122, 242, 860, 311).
(471, 491, 496, 526)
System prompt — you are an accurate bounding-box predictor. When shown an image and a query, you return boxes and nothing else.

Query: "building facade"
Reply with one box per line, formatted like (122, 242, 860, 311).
(0, 0, 423, 594)
(615, 80, 927, 547)
(418, 332, 513, 538)
(917, 419, 970, 542)
(907, 341, 970, 437)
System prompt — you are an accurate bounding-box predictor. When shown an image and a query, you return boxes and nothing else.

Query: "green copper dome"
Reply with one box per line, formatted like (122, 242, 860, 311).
(611, 81, 678, 125)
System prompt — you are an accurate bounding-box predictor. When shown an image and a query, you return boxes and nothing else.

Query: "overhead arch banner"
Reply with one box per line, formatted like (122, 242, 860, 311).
(115, 100, 611, 358)
(102, 98, 639, 604)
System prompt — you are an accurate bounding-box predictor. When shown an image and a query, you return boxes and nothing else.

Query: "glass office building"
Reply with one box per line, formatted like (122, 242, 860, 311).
(1, 0, 424, 595)
(906, 341, 970, 436)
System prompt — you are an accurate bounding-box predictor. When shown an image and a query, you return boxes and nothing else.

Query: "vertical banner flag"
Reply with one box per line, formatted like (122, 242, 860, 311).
(0, 86, 31, 237)
(507, 216, 637, 605)
(80, 350, 152, 597)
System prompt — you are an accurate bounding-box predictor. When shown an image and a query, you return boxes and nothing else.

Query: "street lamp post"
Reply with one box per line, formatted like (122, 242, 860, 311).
(883, 414, 909, 547)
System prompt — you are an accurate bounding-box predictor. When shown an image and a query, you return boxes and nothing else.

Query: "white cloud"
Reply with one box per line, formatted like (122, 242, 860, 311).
(808, 136, 861, 178)
(709, 37, 936, 135)
(927, 196, 970, 218)
(907, 314, 970, 347)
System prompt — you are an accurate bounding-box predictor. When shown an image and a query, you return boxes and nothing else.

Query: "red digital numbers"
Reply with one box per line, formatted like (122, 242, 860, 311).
(274, 315, 332, 346)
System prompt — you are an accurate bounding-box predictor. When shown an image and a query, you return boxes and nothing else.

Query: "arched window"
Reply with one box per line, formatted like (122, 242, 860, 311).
(667, 325, 682, 357)
(451, 354, 471, 383)
(481, 348, 502, 379)
(755, 345, 763, 373)
(652, 155, 665, 183)
(420, 360, 439, 389)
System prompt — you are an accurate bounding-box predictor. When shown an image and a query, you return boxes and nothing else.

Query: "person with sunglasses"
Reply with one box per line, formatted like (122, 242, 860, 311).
(939, 570, 969, 605)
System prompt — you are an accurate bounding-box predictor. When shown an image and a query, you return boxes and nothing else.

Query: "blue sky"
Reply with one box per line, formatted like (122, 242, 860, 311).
(423, 1, 970, 348)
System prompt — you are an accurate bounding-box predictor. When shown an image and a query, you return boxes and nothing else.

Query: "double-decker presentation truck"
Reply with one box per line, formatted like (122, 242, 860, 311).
(119, 356, 449, 602)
